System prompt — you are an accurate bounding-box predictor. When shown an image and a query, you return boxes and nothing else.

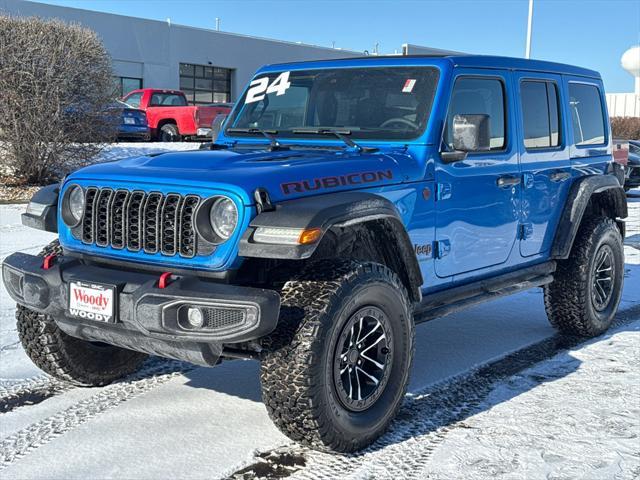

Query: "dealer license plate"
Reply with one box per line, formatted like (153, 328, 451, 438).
(123, 117, 136, 124)
(68, 281, 115, 323)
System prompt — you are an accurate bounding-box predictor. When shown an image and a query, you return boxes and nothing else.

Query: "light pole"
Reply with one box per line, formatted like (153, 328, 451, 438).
(525, 0, 534, 59)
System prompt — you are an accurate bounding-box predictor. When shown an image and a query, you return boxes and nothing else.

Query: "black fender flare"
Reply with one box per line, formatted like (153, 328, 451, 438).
(239, 191, 423, 299)
(551, 175, 627, 259)
(21, 183, 59, 233)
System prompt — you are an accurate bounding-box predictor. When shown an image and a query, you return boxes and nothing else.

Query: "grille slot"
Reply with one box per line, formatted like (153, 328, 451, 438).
(95, 188, 113, 247)
(126, 191, 145, 251)
(160, 194, 182, 256)
(179, 195, 200, 258)
(81, 187, 99, 244)
(109, 190, 129, 249)
(143, 192, 163, 254)
(79, 188, 201, 257)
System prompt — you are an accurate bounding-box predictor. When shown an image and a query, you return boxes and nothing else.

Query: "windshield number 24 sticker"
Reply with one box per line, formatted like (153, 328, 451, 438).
(245, 71, 291, 104)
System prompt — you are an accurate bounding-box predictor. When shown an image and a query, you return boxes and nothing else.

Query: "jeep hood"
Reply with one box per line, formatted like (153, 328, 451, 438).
(67, 147, 423, 204)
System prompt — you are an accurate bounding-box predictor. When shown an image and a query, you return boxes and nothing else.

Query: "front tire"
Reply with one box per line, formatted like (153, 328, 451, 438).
(16, 240, 147, 386)
(544, 217, 624, 337)
(260, 261, 414, 452)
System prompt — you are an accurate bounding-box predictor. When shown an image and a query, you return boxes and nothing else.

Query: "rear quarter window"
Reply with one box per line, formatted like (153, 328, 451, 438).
(568, 83, 606, 146)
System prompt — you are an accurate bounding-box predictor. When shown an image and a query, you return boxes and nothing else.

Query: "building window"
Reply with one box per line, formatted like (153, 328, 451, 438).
(520, 80, 560, 149)
(113, 76, 142, 97)
(179, 63, 231, 105)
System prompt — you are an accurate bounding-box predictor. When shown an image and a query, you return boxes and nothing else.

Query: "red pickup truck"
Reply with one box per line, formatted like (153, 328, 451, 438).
(122, 89, 231, 141)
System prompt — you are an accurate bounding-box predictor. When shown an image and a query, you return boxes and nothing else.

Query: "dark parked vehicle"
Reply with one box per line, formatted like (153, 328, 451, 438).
(625, 140, 640, 191)
(4, 54, 627, 453)
(110, 100, 150, 141)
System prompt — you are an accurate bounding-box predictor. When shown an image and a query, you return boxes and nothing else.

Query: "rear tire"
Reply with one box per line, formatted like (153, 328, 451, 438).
(544, 217, 624, 337)
(260, 261, 414, 452)
(16, 240, 147, 386)
(159, 123, 180, 142)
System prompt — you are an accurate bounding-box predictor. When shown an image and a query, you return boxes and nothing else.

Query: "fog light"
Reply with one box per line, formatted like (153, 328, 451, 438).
(187, 307, 204, 328)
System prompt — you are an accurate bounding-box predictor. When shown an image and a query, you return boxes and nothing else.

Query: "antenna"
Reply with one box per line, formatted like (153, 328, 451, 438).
(525, 0, 533, 59)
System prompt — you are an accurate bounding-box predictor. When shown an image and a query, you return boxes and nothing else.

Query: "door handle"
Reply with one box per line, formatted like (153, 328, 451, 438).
(497, 175, 522, 188)
(550, 171, 571, 182)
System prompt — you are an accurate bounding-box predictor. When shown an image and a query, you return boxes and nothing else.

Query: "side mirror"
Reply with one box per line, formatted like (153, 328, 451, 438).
(441, 114, 491, 164)
(452, 114, 491, 152)
(211, 114, 228, 142)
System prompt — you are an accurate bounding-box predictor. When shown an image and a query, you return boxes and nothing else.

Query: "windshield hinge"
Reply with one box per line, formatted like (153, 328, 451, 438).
(254, 188, 275, 213)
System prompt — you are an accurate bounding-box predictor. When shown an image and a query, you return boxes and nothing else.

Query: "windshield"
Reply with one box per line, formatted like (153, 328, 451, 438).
(226, 66, 439, 141)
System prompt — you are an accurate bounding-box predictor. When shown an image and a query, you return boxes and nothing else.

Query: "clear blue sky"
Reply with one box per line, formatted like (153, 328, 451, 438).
(32, 0, 640, 92)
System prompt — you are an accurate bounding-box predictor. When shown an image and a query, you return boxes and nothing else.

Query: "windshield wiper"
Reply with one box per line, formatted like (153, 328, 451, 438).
(226, 127, 289, 151)
(291, 128, 377, 153)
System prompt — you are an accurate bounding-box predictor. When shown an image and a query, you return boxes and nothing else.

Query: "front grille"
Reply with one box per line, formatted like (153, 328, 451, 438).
(79, 188, 201, 258)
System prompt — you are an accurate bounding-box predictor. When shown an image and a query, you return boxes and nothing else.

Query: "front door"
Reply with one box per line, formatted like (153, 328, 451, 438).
(435, 71, 520, 278)
(514, 72, 571, 257)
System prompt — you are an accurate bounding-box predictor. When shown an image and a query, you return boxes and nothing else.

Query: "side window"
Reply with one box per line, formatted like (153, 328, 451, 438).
(520, 80, 561, 149)
(447, 77, 506, 150)
(124, 92, 142, 109)
(568, 83, 606, 146)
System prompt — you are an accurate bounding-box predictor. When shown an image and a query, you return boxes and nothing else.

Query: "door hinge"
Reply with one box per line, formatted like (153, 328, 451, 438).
(434, 239, 451, 259)
(519, 223, 533, 240)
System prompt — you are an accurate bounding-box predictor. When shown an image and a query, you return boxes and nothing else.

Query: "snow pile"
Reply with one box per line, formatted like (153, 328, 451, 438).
(91, 142, 199, 164)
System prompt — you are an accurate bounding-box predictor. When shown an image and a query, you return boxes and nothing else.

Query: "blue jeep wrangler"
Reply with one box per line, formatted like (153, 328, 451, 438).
(3, 55, 627, 452)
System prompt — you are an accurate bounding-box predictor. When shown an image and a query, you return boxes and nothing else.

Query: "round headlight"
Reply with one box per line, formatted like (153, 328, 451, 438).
(68, 186, 85, 222)
(209, 197, 238, 241)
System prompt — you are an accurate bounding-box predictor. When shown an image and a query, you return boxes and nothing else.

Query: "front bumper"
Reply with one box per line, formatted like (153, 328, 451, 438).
(2, 252, 280, 366)
(117, 125, 150, 141)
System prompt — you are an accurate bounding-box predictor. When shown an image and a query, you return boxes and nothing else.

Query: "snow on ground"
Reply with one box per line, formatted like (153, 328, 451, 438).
(0, 189, 638, 479)
(92, 142, 199, 163)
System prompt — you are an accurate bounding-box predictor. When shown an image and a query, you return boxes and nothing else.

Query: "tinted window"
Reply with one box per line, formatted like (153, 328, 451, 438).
(124, 92, 142, 108)
(520, 81, 560, 149)
(149, 93, 187, 107)
(447, 77, 505, 150)
(569, 83, 606, 145)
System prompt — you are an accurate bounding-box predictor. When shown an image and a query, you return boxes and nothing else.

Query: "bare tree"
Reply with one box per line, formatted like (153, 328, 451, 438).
(0, 15, 118, 185)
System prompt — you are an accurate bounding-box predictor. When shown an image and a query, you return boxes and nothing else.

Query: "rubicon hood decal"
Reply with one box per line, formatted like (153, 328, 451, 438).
(281, 170, 394, 195)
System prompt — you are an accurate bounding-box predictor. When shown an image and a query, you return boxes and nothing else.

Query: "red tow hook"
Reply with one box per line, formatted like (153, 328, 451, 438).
(42, 254, 56, 270)
(158, 272, 173, 289)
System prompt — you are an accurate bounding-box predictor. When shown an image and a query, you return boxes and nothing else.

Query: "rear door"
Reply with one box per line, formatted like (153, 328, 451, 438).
(514, 72, 571, 257)
(434, 71, 520, 278)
